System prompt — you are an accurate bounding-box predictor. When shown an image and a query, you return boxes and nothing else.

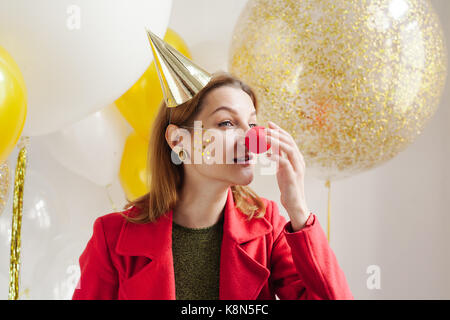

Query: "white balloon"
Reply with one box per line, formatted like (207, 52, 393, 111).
(27, 136, 127, 231)
(0, 0, 172, 136)
(29, 232, 90, 300)
(41, 104, 131, 186)
(0, 169, 69, 294)
(0, 137, 127, 299)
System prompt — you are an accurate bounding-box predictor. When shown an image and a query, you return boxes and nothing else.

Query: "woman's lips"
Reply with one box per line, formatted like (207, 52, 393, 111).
(233, 154, 254, 164)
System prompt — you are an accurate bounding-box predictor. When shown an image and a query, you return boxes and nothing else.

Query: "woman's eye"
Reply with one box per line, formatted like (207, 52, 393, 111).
(218, 120, 234, 127)
(219, 121, 258, 128)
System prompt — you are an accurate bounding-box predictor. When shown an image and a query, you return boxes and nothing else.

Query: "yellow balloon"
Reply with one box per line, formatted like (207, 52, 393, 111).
(119, 131, 150, 201)
(0, 46, 27, 163)
(115, 28, 192, 141)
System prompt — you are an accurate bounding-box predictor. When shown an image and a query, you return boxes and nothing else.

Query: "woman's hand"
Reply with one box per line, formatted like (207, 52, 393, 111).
(265, 121, 310, 231)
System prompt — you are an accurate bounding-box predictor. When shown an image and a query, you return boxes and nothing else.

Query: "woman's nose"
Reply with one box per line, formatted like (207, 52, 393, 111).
(237, 127, 251, 150)
(239, 124, 252, 138)
(234, 125, 251, 141)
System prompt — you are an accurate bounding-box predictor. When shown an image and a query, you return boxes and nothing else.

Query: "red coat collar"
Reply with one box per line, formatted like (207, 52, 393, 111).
(114, 187, 273, 299)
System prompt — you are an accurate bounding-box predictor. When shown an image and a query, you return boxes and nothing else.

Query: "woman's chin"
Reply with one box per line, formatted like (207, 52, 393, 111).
(231, 168, 254, 185)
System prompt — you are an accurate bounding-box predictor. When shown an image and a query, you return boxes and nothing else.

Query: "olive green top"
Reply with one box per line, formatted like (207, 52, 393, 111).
(172, 214, 224, 300)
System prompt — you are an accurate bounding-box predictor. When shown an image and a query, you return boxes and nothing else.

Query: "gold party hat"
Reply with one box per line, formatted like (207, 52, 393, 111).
(145, 28, 212, 108)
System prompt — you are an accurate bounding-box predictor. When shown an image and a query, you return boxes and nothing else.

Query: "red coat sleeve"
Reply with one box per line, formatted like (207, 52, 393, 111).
(268, 200, 354, 300)
(72, 217, 119, 300)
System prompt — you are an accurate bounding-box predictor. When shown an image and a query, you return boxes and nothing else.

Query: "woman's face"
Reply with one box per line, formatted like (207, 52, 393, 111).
(169, 85, 258, 187)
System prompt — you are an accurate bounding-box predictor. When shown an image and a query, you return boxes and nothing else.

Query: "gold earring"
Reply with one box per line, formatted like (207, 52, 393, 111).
(178, 148, 187, 161)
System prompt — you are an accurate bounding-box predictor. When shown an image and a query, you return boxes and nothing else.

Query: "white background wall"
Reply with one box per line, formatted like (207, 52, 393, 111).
(168, 0, 450, 299)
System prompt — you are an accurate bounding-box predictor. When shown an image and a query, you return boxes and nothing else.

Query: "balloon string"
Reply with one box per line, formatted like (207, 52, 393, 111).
(325, 179, 331, 243)
(105, 183, 118, 212)
(8, 136, 29, 300)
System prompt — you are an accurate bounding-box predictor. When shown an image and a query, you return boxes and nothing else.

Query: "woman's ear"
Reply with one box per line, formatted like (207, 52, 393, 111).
(165, 124, 181, 149)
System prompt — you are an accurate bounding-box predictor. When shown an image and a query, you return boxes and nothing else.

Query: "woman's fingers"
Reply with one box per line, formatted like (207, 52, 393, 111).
(268, 152, 294, 174)
(268, 121, 296, 145)
(266, 127, 305, 168)
(266, 134, 300, 172)
(267, 122, 305, 163)
(266, 129, 293, 158)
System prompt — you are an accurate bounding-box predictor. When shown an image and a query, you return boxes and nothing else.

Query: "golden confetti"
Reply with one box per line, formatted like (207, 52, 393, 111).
(229, 0, 448, 181)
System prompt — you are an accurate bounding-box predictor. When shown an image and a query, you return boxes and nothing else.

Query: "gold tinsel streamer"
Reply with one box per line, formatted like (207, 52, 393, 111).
(0, 161, 11, 216)
(8, 136, 29, 300)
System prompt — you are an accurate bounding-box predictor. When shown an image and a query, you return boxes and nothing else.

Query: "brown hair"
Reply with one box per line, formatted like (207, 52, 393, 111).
(121, 71, 266, 224)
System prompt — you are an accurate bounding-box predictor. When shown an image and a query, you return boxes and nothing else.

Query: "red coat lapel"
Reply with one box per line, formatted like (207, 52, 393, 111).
(114, 187, 273, 300)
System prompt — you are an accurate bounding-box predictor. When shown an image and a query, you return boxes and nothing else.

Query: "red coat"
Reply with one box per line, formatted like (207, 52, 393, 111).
(72, 187, 353, 300)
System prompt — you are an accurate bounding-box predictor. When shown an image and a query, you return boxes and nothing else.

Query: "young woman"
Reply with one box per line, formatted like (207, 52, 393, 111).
(72, 73, 353, 300)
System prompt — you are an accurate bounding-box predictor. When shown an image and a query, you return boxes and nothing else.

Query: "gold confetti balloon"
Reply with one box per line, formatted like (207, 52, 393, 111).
(229, 0, 448, 181)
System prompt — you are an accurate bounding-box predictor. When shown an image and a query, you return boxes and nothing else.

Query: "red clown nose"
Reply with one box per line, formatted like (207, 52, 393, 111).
(245, 126, 271, 154)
